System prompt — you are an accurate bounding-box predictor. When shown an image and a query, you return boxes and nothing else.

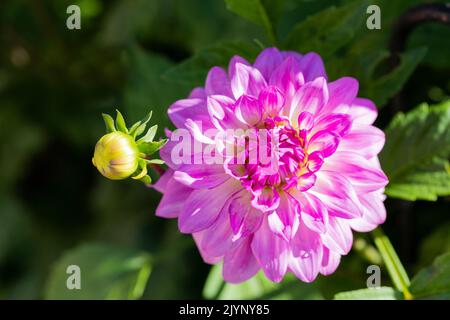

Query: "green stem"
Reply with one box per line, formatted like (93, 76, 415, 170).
(371, 228, 413, 300)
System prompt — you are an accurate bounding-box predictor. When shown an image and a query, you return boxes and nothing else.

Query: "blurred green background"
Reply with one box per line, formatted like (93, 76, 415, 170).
(0, 0, 449, 299)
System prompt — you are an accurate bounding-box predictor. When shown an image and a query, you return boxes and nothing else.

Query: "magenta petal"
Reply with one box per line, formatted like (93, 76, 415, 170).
(188, 87, 206, 99)
(290, 190, 328, 234)
(307, 151, 324, 172)
(205, 66, 232, 97)
(324, 77, 359, 114)
(269, 57, 304, 98)
(299, 52, 327, 82)
(178, 180, 240, 233)
(297, 111, 315, 131)
(253, 47, 284, 81)
(290, 77, 329, 123)
(156, 178, 193, 218)
(290, 221, 323, 282)
(313, 113, 352, 137)
(228, 55, 251, 80)
(152, 169, 173, 193)
(235, 95, 263, 126)
(320, 217, 353, 255)
(308, 130, 340, 157)
(231, 63, 267, 99)
(259, 86, 285, 117)
(251, 186, 281, 212)
(251, 217, 289, 282)
(349, 191, 386, 232)
(348, 98, 378, 125)
(223, 237, 260, 283)
(193, 232, 222, 264)
(200, 208, 233, 257)
(173, 164, 229, 189)
(323, 151, 388, 192)
(207, 95, 245, 130)
(311, 170, 363, 219)
(168, 98, 211, 129)
(339, 123, 385, 159)
(320, 247, 341, 276)
(267, 194, 300, 241)
(229, 191, 263, 240)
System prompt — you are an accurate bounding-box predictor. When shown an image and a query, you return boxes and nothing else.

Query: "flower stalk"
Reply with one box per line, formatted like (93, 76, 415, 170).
(371, 227, 413, 300)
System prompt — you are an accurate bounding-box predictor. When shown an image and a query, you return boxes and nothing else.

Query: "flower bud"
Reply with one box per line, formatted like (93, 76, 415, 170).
(92, 132, 139, 180)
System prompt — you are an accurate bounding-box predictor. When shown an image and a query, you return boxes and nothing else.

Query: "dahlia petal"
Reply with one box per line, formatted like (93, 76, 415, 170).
(223, 237, 260, 283)
(168, 98, 211, 129)
(207, 95, 245, 130)
(152, 169, 173, 193)
(231, 63, 267, 99)
(320, 217, 353, 255)
(268, 194, 300, 241)
(228, 55, 251, 80)
(311, 170, 363, 219)
(205, 66, 232, 97)
(349, 191, 386, 232)
(156, 177, 193, 218)
(323, 77, 358, 114)
(229, 191, 263, 240)
(307, 151, 324, 172)
(254, 47, 284, 80)
(297, 172, 317, 192)
(323, 151, 388, 192)
(259, 86, 285, 117)
(188, 87, 206, 99)
(178, 180, 240, 233)
(297, 111, 315, 131)
(338, 123, 385, 159)
(251, 217, 289, 282)
(290, 190, 328, 234)
(185, 119, 216, 144)
(251, 186, 280, 212)
(320, 247, 341, 276)
(290, 221, 323, 282)
(290, 77, 329, 125)
(200, 207, 233, 257)
(173, 164, 229, 189)
(308, 130, 340, 157)
(235, 95, 263, 126)
(193, 232, 222, 264)
(269, 57, 304, 99)
(348, 98, 377, 125)
(299, 52, 327, 82)
(313, 113, 352, 137)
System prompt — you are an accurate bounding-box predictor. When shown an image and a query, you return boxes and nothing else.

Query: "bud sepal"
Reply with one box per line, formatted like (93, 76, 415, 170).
(92, 110, 166, 186)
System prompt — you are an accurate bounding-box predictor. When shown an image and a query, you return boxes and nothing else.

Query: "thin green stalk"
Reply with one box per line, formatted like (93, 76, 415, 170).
(371, 228, 413, 300)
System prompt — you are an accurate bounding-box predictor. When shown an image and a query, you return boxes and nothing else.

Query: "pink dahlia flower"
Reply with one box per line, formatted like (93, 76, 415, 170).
(155, 48, 388, 283)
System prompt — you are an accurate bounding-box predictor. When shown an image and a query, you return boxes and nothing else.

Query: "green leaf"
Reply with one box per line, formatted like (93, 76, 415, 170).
(418, 223, 450, 268)
(45, 243, 152, 300)
(123, 45, 189, 131)
(115, 110, 128, 133)
(102, 113, 116, 132)
(334, 287, 402, 300)
(283, 1, 368, 58)
(138, 140, 167, 155)
(224, 0, 278, 43)
(203, 264, 322, 300)
(163, 41, 259, 86)
(380, 100, 450, 201)
(365, 47, 427, 107)
(147, 159, 165, 165)
(410, 252, 450, 299)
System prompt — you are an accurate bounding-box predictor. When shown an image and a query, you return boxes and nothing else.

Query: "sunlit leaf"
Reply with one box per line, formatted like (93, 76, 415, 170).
(381, 100, 450, 201)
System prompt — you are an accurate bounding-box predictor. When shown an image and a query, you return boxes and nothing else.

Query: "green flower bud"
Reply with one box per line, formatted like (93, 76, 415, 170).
(92, 132, 139, 180)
